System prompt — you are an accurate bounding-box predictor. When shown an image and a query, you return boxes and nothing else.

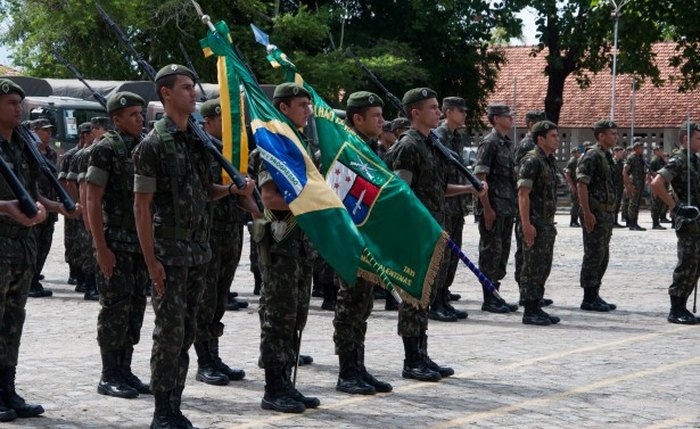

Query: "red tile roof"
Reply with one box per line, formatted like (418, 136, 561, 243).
(490, 43, 700, 129)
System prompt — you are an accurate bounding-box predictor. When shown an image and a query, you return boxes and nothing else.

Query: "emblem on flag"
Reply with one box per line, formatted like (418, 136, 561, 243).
(327, 160, 380, 225)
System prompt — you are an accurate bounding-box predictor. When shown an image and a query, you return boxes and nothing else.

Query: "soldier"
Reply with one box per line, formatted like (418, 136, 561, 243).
(474, 104, 519, 313)
(333, 91, 393, 396)
(133, 65, 255, 428)
(193, 98, 248, 386)
(391, 117, 410, 139)
(85, 92, 151, 400)
(611, 146, 626, 228)
(564, 147, 581, 227)
(624, 140, 647, 231)
(650, 122, 700, 324)
(619, 146, 632, 225)
(0, 78, 77, 421)
(649, 144, 669, 229)
(252, 82, 319, 414)
(377, 121, 396, 160)
(576, 120, 619, 312)
(28, 118, 58, 298)
(431, 96, 470, 321)
(517, 121, 561, 326)
(385, 87, 484, 382)
(513, 111, 546, 167)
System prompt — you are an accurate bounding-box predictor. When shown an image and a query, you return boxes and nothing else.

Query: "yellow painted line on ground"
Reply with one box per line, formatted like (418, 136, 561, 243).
(232, 325, 694, 429)
(642, 415, 698, 429)
(432, 356, 700, 429)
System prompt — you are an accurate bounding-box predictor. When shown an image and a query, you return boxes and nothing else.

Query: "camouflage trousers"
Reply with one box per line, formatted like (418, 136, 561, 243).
(620, 192, 629, 222)
(627, 185, 644, 224)
(516, 223, 556, 302)
(196, 225, 244, 342)
(150, 263, 207, 393)
(35, 215, 56, 275)
(0, 262, 32, 367)
(514, 215, 523, 285)
(570, 192, 580, 222)
(651, 188, 668, 222)
(478, 215, 514, 283)
(443, 212, 465, 289)
(669, 228, 700, 297)
(64, 218, 81, 265)
(313, 256, 336, 287)
(96, 248, 148, 352)
(579, 211, 614, 289)
(333, 277, 375, 354)
(613, 188, 624, 221)
(76, 222, 96, 275)
(258, 253, 312, 368)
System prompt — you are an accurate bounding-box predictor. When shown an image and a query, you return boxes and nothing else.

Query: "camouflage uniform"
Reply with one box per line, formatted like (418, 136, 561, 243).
(33, 145, 58, 280)
(657, 148, 700, 298)
(474, 128, 517, 292)
(69, 145, 98, 282)
(133, 115, 212, 393)
(59, 144, 81, 269)
(576, 143, 616, 291)
(649, 154, 668, 224)
(565, 155, 580, 223)
(516, 146, 558, 302)
(625, 151, 646, 226)
(513, 132, 535, 287)
(86, 131, 148, 352)
(612, 156, 625, 223)
(513, 132, 535, 168)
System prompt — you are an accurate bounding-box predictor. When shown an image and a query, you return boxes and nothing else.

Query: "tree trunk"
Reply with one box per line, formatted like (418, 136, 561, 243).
(544, 68, 567, 125)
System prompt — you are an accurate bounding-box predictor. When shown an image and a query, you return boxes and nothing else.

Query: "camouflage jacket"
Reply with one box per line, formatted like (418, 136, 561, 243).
(132, 115, 212, 267)
(648, 155, 666, 176)
(612, 158, 624, 192)
(658, 148, 700, 210)
(625, 152, 646, 185)
(85, 130, 142, 254)
(434, 123, 470, 216)
(576, 143, 617, 212)
(37, 144, 58, 199)
(385, 127, 446, 216)
(514, 132, 536, 170)
(0, 130, 40, 265)
(209, 135, 247, 242)
(565, 156, 578, 176)
(518, 145, 558, 226)
(59, 144, 80, 181)
(474, 127, 517, 217)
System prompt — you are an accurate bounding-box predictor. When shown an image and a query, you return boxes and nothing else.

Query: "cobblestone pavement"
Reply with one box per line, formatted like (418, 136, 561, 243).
(5, 210, 700, 429)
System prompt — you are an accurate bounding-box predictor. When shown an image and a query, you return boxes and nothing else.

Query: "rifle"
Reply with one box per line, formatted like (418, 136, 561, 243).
(51, 50, 107, 107)
(0, 149, 39, 218)
(178, 42, 208, 102)
(96, 3, 263, 211)
(15, 125, 76, 213)
(345, 48, 404, 113)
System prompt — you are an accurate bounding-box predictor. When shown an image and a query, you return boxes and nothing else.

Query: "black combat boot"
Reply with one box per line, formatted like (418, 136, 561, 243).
(442, 288, 468, 319)
(0, 367, 44, 418)
(253, 271, 262, 295)
(628, 218, 646, 231)
(74, 267, 87, 293)
(336, 350, 376, 395)
(570, 216, 580, 227)
(0, 395, 16, 422)
(261, 368, 306, 413)
(580, 287, 610, 312)
(67, 263, 78, 285)
(170, 385, 198, 429)
(356, 346, 392, 393)
(298, 354, 313, 366)
(97, 350, 139, 398)
(428, 298, 458, 322)
(209, 338, 245, 381)
(419, 333, 454, 377)
(83, 272, 99, 301)
(595, 287, 616, 310)
(282, 364, 320, 408)
(120, 346, 151, 394)
(668, 295, 698, 325)
(522, 300, 551, 326)
(652, 220, 667, 230)
(320, 282, 337, 311)
(481, 284, 512, 313)
(28, 274, 52, 298)
(193, 342, 229, 386)
(401, 337, 441, 382)
(150, 390, 177, 429)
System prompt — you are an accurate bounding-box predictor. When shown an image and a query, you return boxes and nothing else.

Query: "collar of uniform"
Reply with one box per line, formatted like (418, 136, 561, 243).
(351, 127, 370, 143)
(492, 127, 511, 142)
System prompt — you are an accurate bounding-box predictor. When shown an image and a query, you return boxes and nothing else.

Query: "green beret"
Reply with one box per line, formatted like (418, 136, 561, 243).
(199, 98, 222, 118)
(680, 121, 700, 133)
(106, 91, 145, 114)
(525, 110, 546, 122)
(532, 120, 557, 135)
(487, 104, 512, 117)
(0, 79, 25, 100)
(79, 122, 92, 134)
(90, 116, 111, 130)
(346, 91, 384, 109)
(273, 82, 310, 100)
(31, 118, 54, 130)
(593, 119, 617, 132)
(632, 139, 643, 148)
(402, 87, 437, 106)
(391, 117, 411, 130)
(155, 64, 195, 83)
(442, 96, 466, 110)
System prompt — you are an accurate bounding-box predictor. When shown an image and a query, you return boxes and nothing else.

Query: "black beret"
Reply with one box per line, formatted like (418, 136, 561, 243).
(346, 91, 384, 108)
(106, 91, 145, 114)
(0, 79, 25, 100)
(199, 98, 222, 118)
(155, 64, 195, 83)
(402, 87, 437, 106)
(442, 96, 466, 110)
(487, 104, 512, 117)
(273, 82, 310, 100)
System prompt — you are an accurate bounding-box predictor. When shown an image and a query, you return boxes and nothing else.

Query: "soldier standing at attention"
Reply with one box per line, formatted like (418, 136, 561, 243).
(85, 92, 151, 400)
(474, 104, 520, 314)
(193, 98, 249, 386)
(650, 122, 700, 324)
(253, 82, 319, 413)
(576, 120, 619, 312)
(513, 111, 546, 167)
(0, 79, 78, 421)
(386, 88, 484, 382)
(377, 121, 396, 161)
(564, 147, 581, 227)
(28, 118, 57, 298)
(333, 91, 393, 395)
(517, 121, 561, 326)
(132, 65, 255, 428)
(611, 146, 626, 228)
(624, 140, 647, 231)
(649, 144, 669, 230)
